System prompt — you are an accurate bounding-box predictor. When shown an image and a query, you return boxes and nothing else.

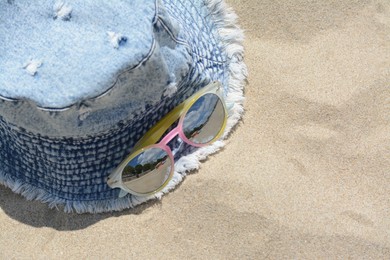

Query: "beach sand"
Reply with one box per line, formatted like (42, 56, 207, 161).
(1, 0, 389, 258)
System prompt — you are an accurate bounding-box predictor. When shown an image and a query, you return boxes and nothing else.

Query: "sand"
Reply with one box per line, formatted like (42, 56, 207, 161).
(1, 0, 389, 258)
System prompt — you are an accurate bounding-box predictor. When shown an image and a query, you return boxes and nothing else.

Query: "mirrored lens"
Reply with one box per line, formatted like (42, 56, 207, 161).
(183, 93, 225, 144)
(121, 148, 172, 194)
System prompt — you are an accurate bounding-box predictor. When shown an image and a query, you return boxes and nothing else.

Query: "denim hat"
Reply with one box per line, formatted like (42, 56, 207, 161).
(0, 0, 247, 213)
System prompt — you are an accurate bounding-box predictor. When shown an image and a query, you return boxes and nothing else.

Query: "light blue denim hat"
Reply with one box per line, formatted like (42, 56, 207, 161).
(0, 0, 247, 213)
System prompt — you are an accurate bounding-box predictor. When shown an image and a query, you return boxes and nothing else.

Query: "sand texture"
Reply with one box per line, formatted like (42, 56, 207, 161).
(1, 0, 389, 258)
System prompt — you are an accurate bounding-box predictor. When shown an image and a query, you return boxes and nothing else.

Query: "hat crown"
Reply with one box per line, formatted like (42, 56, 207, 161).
(0, 0, 156, 108)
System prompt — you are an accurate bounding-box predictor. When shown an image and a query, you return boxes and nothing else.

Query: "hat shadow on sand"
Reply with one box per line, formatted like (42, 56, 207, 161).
(0, 184, 163, 230)
(0, 165, 200, 230)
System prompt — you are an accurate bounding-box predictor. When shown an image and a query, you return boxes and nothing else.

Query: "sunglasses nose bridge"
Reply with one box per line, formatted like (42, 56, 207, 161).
(159, 126, 181, 146)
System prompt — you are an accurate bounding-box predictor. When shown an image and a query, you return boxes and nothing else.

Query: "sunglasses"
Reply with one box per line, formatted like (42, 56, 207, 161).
(107, 81, 228, 197)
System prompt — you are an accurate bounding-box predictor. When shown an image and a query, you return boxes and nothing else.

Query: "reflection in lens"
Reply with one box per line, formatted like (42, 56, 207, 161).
(121, 148, 172, 194)
(183, 93, 225, 144)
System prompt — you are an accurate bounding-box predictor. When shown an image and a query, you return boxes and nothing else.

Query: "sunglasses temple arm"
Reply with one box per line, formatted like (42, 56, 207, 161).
(118, 189, 129, 198)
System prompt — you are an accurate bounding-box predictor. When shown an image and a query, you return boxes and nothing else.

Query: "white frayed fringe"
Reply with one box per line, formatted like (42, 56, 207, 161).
(0, 0, 247, 214)
(23, 59, 42, 76)
(107, 31, 128, 49)
(54, 1, 73, 21)
(163, 82, 178, 98)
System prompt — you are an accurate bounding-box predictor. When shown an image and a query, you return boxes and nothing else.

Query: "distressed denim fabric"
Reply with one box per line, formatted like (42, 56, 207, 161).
(0, 0, 230, 206)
